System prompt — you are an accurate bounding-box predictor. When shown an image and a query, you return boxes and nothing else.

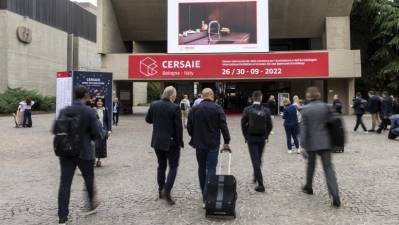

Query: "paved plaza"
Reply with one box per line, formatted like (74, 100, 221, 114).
(1, 113, 399, 225)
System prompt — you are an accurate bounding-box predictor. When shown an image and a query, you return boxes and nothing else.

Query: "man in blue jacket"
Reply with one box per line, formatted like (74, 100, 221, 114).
(56, 86, 104, 225)
(367, 91, 381, 132)
(187, 88, 231, 205)
(377, 92, 393, 134)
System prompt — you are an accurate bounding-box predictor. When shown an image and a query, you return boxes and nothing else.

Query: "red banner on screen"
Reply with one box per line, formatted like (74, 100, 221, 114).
(128, 52, 329, 80)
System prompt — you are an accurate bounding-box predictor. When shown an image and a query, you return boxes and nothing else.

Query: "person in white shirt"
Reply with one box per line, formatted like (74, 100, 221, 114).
(21, 99, 35, 128)
(179, 95, 191, 128)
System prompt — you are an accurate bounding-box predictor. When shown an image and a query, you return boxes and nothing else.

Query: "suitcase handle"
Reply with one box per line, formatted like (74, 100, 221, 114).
(218, 148, 232, 175)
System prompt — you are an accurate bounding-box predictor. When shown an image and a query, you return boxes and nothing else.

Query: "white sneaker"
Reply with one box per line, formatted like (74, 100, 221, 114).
(364, 131, 369, 134)
(287, 150, 293, 154)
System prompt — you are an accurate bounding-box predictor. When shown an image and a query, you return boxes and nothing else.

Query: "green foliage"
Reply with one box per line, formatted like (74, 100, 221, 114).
(147, 82, 161, 103)
(0, 88, 56, 113)
(351, 0, 399, 95)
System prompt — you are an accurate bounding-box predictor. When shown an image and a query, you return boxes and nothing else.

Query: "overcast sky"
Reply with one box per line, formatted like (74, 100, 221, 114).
(73, 0, 97, 6)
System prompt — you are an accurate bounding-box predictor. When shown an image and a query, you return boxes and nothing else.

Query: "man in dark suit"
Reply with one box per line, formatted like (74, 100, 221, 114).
(300, 87, 341, 207)
(55, 86, 104, 225)
(241, 91, 273, 192)
(377, 92, 393, 134)
(367, 91, 381, 132)
(145, 86, 183, 205)
(352, 92, 368, 132)
(187, 88, 231, 205)
(112, 98, 121, 126)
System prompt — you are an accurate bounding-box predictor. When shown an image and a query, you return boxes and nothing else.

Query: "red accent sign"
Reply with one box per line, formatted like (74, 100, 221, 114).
(128, 52, 329, 80)
(56, 71, 70, 78)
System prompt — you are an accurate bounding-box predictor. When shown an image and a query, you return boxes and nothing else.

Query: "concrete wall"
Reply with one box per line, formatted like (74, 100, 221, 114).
(75, 37, 101, 71)
(326, 17, 351, 50)
(101, 54, 147, 105)
(329, 50, 361, 78)
(0, 11, 8, 93)
(97, 0, 126, 54)
(6, 11, 68, 96)
(101, 54, 129, 80)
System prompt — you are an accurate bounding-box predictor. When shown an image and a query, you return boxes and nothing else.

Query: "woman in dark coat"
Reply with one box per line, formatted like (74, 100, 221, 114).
(94, 97, 111, 167)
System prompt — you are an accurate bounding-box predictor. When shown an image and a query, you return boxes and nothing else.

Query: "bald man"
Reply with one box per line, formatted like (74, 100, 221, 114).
(187, 88, 231, 205)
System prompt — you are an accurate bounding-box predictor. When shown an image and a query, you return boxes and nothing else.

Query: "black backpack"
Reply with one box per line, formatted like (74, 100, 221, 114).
(326, 106, 347, 148)
(180, 102, 187, 111)
(52, 107, 82, 157)
(247, 105, 268, 136)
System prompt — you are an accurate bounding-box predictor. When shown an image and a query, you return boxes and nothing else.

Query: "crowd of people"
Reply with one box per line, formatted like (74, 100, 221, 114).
(52, 85, 398, 224)
(145, 86, 342, 212)
(352, 91, 399, 138)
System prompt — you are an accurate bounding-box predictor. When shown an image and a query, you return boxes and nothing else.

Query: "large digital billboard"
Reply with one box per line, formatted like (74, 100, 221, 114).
(168, 0, 269, 53)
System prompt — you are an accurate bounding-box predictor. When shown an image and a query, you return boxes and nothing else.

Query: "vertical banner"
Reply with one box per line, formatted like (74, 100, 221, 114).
(56, 71, 73, 117)
(72, 71, 113, 130)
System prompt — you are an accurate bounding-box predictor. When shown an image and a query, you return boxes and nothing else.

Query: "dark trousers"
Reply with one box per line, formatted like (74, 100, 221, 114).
(354, 114, 367, 131)
(248, 141, 265, 186)
(306, 150, 339, 199)
(113, 112, 119, 125)
(23, 109, 32, 127)
(196, 147, 219, 201)
(155, 146, 180, 193)
(284, 125, 299, 150)
(58, 157, 95, 220)
(379, 117, 390, 130)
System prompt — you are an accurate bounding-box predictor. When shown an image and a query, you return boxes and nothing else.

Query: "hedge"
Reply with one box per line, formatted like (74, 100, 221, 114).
(0, 88, 56, 113)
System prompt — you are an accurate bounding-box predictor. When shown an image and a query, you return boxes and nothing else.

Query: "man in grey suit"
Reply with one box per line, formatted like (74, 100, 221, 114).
(300, 87, 341, 207)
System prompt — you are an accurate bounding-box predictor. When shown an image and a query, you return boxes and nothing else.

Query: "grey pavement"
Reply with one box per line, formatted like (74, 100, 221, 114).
(0, 113, 399, 225)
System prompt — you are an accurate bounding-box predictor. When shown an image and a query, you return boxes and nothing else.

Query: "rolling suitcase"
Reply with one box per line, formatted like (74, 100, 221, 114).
(205, 149, 237, 219)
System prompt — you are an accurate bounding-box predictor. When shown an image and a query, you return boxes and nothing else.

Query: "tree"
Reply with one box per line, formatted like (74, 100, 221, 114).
(351, 0, 399, 95)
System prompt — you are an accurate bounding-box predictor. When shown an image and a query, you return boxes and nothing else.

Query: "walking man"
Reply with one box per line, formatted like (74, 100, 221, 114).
(377, 91, 393, 133)
(145, 86, 183, 205)
(241, 91, 273, 192)
(179, 94, 191, 127)
(300, 87, 341, 207)
(193, 94, 203, 107)
(352, 92, 368, 132)
(55, 86, 103, 224)
(367, 91, 381, 132)
(187, 88, 231, 205)
(112, 98, 121, 126)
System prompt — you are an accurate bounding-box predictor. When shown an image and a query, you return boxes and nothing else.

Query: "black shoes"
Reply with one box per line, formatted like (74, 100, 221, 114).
(59, 217, 68, 225)
(161, 192, 175, 205)
(331, 196, 341, 208)
(302, 186, 314, 195)
(376, 128, 382, 134)
(368, 129, 375, 132)
(255, 185, 265, 193)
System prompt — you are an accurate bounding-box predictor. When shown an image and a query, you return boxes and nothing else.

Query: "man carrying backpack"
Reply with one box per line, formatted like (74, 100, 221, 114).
(53, 86, 104, 225)
(241, 91, 273, 192)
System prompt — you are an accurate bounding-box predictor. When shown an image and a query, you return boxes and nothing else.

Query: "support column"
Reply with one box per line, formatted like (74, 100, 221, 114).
(133, 82, 148, 106)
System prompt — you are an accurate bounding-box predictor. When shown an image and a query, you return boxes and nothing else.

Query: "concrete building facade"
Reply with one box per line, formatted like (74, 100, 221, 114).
(0, 0, 100, 96)
(98, 0, 360, 114)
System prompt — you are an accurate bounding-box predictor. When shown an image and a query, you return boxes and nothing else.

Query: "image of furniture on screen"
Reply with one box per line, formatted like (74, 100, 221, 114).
(178, 2, 256, 45)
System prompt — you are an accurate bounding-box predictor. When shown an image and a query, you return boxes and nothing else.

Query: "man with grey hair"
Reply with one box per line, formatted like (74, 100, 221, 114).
(146, 86, 183, 205)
